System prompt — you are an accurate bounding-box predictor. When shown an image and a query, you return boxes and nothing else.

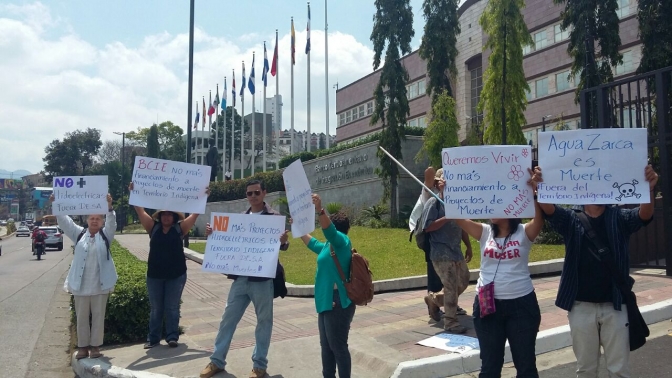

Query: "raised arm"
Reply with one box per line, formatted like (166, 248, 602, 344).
(639, 165, 659, 221)
(453, 219, 484, 240)
(49, 194, 82, 242)
(102, 193, 117, 242)
(530, 167, 555, 216)
(129, 182, 155, 233)
(179, 186, 211, 236)
(524, 168, 545, 241)
(312, 194, 349, 249)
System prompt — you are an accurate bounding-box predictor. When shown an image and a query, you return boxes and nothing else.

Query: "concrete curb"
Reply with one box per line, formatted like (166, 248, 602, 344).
(72, 352, 172, 378)
(184, 250, 565, 297)
(391, 298, 672, 378)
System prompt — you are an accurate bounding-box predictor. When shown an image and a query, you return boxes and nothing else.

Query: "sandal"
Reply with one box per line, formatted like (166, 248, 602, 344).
(89, 346, 102, 359)
(75, 347, 88, 360)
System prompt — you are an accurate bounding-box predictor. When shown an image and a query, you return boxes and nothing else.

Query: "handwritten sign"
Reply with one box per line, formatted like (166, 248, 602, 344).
(441, 145, 534, 219)
(129, 156, 211, 214)
(52, 176, 108, 215)
(202, 212, 286, 278)
(417, 334, 480, 353)
(283, 159, 315, 237)
(538, 128, 648, 204)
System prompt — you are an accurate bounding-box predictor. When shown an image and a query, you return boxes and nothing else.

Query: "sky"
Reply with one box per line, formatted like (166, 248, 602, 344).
(0, 0, 465, 174)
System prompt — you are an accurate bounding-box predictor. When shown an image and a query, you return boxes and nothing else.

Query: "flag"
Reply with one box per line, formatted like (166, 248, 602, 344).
(305, 4, 311, 54)
(262, 42, 270, 87)
(248, 54, 256, 95)
(271, 33, 278, 76)
(202, 97, 206, 128)
(291, 19, 296, 65)
(214, 85, 220, 112)
(208, 91, 215, 116)
(232, 70, 236, 107)
(194, 101, 199, 129)
(222, 78, 227, 110)
(240, 62, 246, 96)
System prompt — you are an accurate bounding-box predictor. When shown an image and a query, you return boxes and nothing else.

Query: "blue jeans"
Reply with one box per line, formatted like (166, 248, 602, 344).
(318, 290, 356, 378)
(473, 291, 541, 378)
(210, 277, 274, 370)
(146, 273, 187, 344)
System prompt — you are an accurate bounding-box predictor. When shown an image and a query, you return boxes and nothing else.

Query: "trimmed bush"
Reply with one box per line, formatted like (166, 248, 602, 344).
(70, 240, 150, 344)
(208, 170, 284, 203)
(6, 221, 16, 235)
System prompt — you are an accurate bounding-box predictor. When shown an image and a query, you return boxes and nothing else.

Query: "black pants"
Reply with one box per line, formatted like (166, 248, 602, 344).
(318, 290, 356, 378)
(424, 243, 442, 292)
(473, 291, 541, 378)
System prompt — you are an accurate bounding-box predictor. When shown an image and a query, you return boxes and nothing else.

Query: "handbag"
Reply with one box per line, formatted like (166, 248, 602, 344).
(478, 234, 509, 318)
(576, 212, 649, 351)
(330, 244, 374, 306)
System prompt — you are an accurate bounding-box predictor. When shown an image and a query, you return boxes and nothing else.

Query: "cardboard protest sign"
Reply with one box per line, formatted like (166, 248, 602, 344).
(129, 157, 211, 214)
(441, 145, 534, 219)
(538, 128, 648, 205)
(52, 176, 108, 215)
(282, 159, 315, 237)
(202, 212, 286, 278)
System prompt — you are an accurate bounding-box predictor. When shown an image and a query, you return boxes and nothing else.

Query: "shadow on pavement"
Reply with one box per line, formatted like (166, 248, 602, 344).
(101, 343, 211, 372)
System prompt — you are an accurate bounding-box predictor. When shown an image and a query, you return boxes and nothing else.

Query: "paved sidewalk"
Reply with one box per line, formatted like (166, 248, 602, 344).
(86, 234, 672, 378)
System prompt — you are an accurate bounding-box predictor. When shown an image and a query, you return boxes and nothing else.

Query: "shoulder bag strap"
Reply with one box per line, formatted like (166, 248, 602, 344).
(575, 212, 630, 294)
(330, 244, 348, 284)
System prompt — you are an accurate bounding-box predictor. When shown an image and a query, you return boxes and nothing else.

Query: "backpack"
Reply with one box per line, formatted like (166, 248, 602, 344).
(76, 228, 111, 260)
(330, 245, 374, 306)
(35, 230, 47, 242)
(410, 199, 440, 250)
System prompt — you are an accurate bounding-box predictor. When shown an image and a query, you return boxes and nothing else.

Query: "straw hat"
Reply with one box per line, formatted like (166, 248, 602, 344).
(151, 210, 185, 222)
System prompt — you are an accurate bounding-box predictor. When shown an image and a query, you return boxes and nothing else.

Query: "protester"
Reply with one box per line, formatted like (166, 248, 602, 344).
(129, 182, 208, 349)
(414, 167, 473, 321)
(52, 193, 117, 360)
(420, 168, 473, 333)
(200, 179, 289, 378)
(452, 168, 544, 377)
(291, 193, 356, 378)
(535, 165, 658, 378)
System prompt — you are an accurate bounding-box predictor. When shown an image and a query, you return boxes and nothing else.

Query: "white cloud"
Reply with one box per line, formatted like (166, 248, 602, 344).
(0, 2, 375, 174)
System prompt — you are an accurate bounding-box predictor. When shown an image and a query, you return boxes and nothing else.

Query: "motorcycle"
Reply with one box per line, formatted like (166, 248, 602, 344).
(34, 240, 45, 260)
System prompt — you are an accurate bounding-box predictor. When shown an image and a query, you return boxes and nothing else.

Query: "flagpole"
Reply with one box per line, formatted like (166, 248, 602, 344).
(214, 86, 219, 181)
(251, 52, 256, 176)
(230, 70, 235, 176)
(324, 0, 330, 148)
(208, 90, 212, 162)
(202, 96, 206, 165)
(263, 42, 268, 172)
(306, 2, 311, 152)
(291, 18, 295, 155)
(221, 78, 226, 182)
(275, 29, 280, 162)
(241, 61, 245, 180)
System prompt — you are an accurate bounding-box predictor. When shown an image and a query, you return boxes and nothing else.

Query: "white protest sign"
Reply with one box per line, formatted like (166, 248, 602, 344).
(441, 145, 534, 219)
(202, 212, 285, 278)
(52, 176, 109, 215)
(538, 128, 648, 205)
(129, 156, 211, 214)
(282, 159, 315, 237)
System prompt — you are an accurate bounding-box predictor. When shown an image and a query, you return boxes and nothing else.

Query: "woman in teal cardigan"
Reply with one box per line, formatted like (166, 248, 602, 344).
(296, 193, 355, 378)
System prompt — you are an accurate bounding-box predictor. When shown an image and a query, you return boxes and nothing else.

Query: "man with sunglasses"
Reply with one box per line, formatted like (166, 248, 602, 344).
(200, 179, 289, 378)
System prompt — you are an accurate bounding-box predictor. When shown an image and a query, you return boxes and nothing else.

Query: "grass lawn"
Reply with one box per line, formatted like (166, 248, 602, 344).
(187, 226, 565, 285)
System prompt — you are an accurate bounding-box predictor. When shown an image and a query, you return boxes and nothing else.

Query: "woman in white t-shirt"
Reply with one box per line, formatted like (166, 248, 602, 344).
(453, 168, 544, 377)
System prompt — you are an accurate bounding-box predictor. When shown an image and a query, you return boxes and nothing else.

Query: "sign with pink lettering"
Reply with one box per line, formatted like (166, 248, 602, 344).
(441, 145, 534, 219)
(537, 128, 648, 205)
(129, 156, 211, 214)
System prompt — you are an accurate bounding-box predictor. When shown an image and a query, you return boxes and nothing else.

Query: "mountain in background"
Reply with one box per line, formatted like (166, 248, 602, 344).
(0, 169, 33, 179)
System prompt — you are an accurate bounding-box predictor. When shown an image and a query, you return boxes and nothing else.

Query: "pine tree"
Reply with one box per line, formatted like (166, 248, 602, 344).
(371, 0, 414, 224)
(478, 0, 531, 145)
(419, 0, 460, 102)
(416, 91, 460, 167)
(146, 125, 160, 158)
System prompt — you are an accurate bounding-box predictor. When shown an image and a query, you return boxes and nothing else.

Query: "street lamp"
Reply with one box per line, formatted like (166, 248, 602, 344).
(113, 131, 131, 233)
(541, 114, 553, 132)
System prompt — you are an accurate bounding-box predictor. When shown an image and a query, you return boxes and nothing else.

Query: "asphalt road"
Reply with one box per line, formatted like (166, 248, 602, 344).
(0, 231, 74, 378)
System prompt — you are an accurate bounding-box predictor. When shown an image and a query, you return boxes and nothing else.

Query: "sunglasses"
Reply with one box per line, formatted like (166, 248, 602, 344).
(246, 190, 262, 197)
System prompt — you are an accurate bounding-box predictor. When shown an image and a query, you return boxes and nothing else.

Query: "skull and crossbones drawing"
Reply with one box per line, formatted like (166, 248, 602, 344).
(613, 179, 641, 201)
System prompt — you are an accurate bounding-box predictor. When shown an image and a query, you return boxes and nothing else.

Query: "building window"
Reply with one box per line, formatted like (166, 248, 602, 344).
(470, 66, 483, 125)
(408, 82, 419, 99)
(556, 70, 573, 92)
(616, 50, 633, 75)
(523, 44, 532, 55)
(359, 105, 365, 118)
(534, 30, 548, 51)
(418, 116, 427, 128)
(408, 118, 418, 127)
(418, 79, 426, 96)
(535, 77, 549, 98)
(554, 24, 570, 43)
(616, 0, 631, 18)
(526, 81, 535, 101)
(367, 101, 373, 115)
(346, 110, 351, 123)
(339, 113, 345, 126)
(352, 108, 358, 121)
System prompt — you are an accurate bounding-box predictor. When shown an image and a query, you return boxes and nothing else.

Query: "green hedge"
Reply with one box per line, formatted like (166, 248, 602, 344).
(70, 240, 150, 344)
(208, 170, 284, 203)
(278, 127, 426, 169)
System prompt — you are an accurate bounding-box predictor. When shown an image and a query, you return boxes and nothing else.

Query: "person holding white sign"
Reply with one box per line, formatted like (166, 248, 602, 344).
(200, 179, 289, 378)
(129, 182, 208, 349)
(450, 168, 545, 377)
(51, 193, 117, 360)
(534, 165, 658, 378)
(292, 193, 356, 378)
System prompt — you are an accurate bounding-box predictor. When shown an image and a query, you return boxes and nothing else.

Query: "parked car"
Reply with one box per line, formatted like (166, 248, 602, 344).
(0, 220, 6, 226)
(16, 226, 31, 237)
(37, 226, 64, 251)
